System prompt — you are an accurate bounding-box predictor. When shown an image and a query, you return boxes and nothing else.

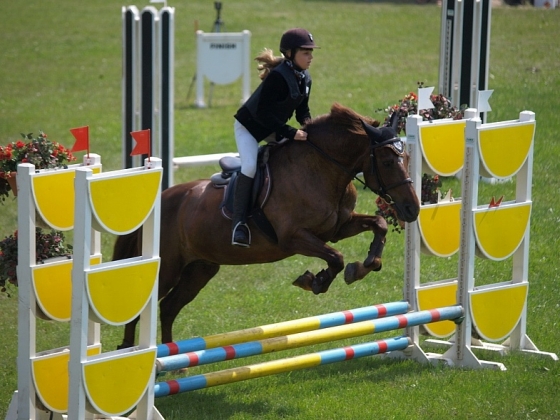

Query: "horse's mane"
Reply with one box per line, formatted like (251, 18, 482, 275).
(305, 103, 380, 136)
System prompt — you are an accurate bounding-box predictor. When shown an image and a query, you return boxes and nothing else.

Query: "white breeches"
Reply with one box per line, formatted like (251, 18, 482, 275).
(234, 120, 259, 178)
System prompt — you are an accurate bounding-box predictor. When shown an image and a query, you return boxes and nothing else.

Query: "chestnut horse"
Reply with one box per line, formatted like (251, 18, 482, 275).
(113, 103, 420, 348)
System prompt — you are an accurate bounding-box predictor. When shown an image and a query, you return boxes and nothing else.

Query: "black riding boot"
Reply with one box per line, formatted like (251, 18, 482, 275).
(231, 173, 253, 247)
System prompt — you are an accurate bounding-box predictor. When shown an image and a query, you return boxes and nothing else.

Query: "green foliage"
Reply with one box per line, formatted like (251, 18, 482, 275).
(0, 131, 75, 201)
(1, 1, 560, 419)
(0, 228, 73, 296)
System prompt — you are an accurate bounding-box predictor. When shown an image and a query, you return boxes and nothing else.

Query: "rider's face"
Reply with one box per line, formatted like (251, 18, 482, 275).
(292, 48, 313, 70)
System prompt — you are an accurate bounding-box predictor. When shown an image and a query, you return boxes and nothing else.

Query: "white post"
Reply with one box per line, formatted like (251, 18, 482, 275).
(68, 168, 94, 420)
(16, 163, 38, 420)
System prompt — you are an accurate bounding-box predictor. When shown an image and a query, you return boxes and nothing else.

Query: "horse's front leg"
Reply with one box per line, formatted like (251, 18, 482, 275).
(329, 213, 388, 285)
(282, 229, 345, 295)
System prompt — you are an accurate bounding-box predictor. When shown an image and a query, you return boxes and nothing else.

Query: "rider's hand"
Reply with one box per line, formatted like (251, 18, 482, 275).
(294, 130, 307, 141)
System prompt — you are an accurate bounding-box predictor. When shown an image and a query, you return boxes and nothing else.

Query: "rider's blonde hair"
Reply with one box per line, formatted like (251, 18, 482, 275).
(255, 48, 285, 80)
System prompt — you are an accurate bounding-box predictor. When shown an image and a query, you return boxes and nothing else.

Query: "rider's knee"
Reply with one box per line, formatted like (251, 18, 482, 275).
(241, 163, 257, 178)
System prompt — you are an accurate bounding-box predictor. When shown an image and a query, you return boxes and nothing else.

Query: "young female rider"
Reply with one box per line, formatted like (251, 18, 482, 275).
(231, 28, 319, 247)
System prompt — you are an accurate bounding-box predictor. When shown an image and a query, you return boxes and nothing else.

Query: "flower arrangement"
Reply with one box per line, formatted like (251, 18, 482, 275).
(0, 228, 73, 296)
(379, 82, 467, 136)
(375, 84, 463, 232)
(0, 131, 76, 203)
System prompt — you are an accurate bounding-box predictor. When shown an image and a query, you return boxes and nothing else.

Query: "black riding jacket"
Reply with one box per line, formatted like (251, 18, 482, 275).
(234, 60, 312, 142)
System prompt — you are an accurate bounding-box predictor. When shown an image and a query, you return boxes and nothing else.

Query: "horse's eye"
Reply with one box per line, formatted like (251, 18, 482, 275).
(383, 159, 394, 168)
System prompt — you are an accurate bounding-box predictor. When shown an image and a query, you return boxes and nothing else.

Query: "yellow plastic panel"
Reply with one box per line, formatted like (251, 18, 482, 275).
(32, 167, 101, 231)
(417, 282, 458, 338)
(33, 255, 102, 321)
(470, 283, 528, 342)
(419, 121, 466, 176)
(86, 259, 159, 325)
(32, 171, 77, 231)
(83, 348, 156, 416)
(474, 203, 531, 260)
(89, 170, 161, 235)
(32, 345, 101, 413)
(418, 201, 462, 257)
(478, 123, 534, 179)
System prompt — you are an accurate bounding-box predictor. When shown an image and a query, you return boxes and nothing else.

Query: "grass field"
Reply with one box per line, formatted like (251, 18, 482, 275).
(1, 0, 559, 419)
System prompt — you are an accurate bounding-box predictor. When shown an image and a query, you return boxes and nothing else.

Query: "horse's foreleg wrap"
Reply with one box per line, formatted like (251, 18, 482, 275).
(363, 236, 386, 270)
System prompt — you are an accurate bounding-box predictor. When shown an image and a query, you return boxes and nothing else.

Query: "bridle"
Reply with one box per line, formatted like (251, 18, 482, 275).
(368, 136, 413, 204)
(305, 136, 413, 204)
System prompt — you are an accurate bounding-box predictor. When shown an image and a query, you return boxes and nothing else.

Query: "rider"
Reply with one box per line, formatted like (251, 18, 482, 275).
(231, 28, 319, 247)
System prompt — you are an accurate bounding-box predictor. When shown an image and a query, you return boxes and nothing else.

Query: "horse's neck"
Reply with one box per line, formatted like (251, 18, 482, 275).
(270, 139, 362, 195)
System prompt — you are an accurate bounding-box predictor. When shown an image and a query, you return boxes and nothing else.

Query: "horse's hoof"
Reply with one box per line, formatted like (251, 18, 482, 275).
(117, 341, 133, 350)
(311, 270, 332, 295)
(344, 263, 358, 284)
(292, 270, 314, 291)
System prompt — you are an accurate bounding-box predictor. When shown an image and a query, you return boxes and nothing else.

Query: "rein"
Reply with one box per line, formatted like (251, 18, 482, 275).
(305, 139, 368, 189)
(305, 136, 412, 204)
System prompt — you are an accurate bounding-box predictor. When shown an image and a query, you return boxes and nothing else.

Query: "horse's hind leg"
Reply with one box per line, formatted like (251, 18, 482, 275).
(118, 318, 140, 349)
(159, 261, 220, 344)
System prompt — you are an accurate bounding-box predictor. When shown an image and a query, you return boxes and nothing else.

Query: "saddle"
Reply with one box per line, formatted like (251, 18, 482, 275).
(211, 144, 278, 243)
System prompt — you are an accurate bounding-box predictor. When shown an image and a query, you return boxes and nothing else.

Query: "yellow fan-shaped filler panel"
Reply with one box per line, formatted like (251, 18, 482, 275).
(33, 259, 72, 322)
(33, 255, 102, 321)
(478, 123, 534, 179)
(32, 171, 77, 231)
(474, 203, 531, 260)
(83, 348, 156, 416)
(32, 167, 101, 231)
(418, 201, 462, 257)
(86, 259, 159, 325)
(417, 282, 458, 338)
(419, 121, 466, 176)
(32, 345, 101, 413)
(470, 283, 528, 342)
(89, 169, 161, 235)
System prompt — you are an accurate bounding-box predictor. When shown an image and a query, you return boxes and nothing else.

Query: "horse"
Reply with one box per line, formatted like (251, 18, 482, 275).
(113, 103, 420, 348)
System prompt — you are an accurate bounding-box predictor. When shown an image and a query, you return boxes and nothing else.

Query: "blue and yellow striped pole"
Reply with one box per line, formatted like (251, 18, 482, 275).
(157, 301, 410, 358)
(155, 336, 411, 397)
(156, 305, 461, 373)
(154, 306, 463, 396)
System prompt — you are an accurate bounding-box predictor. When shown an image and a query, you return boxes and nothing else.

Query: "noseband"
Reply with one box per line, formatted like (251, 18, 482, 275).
(305, 136, 413, 204)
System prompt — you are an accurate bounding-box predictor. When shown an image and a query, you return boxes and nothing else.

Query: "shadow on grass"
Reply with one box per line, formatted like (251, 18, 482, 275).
(154, 356, 433, 418)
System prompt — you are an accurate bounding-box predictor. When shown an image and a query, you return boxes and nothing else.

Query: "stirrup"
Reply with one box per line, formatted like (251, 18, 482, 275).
(232, 222, 251, 247)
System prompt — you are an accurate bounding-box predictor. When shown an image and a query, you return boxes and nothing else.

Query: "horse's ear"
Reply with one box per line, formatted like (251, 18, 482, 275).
(361, 119, 383, 143)
(389, 111, 399, 131)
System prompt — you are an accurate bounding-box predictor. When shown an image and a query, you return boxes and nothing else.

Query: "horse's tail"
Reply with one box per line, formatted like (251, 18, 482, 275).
(111, 228, 142, 261)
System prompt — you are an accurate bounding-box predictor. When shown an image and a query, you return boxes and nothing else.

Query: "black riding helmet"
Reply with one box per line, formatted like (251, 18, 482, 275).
(279, 28, 320, 59)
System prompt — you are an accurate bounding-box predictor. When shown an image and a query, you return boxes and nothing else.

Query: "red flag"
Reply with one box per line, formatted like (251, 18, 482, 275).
(70, 126, 89, 153)
(130, 129, 151, 157)
(488, 195, 504, 208)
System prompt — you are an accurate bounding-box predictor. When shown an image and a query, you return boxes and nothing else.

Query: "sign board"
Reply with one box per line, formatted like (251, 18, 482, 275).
(196, 30, 251, 107)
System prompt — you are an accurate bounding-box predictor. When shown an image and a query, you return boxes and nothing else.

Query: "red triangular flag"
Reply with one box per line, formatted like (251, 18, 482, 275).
(70, 126, 89, 153)
(489, 195, 504, 208)
(130, 129, 151, 157)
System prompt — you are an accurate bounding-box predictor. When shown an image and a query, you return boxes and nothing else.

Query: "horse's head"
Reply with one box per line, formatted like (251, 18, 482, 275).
(361, 112, 420, 223)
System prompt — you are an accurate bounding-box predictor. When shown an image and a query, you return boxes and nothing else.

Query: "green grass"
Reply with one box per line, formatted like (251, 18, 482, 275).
(1, 0, 560, 419)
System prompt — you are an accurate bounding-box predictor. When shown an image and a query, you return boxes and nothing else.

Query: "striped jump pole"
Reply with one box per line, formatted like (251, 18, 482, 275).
(156, 305, 463, 373)
(155, 336, 412, 397)
(157, 301, 410, 358)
